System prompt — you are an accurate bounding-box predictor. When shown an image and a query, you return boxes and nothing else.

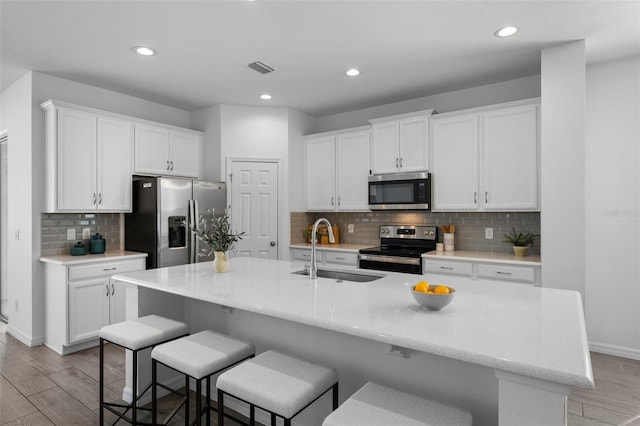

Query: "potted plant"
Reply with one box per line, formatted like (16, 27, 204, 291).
(503, 227, 538, 257)
(184, 209, 244, 272)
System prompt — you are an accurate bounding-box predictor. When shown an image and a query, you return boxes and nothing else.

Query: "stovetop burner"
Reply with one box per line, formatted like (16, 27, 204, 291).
(359, 245, 431, 258)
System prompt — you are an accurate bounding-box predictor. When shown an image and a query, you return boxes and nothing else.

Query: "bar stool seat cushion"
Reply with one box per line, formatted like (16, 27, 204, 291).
(151, 330, 255, 379)
(217, 350, 338, 419)
(323, 382, 472, 426)
(99, 315, 188, 350)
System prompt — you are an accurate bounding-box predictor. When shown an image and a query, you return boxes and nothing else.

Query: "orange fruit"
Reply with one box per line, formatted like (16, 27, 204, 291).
(434, 285, 449, 294)
(414, 281, 429, 293)
(426, 290, 435, 294)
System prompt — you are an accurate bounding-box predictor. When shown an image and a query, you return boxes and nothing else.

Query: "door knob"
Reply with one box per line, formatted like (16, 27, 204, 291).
(270, 241, 277, 247)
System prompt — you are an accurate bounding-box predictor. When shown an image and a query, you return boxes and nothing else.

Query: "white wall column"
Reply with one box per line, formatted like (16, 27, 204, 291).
(540, 41, 586, 296)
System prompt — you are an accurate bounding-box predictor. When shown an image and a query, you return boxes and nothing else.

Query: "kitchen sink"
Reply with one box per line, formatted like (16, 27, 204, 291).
(292, 268, 385, 282)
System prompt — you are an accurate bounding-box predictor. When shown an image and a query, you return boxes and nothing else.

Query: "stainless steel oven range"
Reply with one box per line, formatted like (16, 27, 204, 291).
(359, 225, 437, 275)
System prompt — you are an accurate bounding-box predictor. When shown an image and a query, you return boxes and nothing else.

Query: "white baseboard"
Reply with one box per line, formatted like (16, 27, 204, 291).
(590, 341, 640, 360)
(7, 324, 44, 347)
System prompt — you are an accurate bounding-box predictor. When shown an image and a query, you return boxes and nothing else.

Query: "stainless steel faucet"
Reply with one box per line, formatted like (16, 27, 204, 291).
(309, 217, 335, 279)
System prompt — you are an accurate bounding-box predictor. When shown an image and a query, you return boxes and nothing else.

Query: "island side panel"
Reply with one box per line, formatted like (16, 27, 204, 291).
(184, 297, 499, 426)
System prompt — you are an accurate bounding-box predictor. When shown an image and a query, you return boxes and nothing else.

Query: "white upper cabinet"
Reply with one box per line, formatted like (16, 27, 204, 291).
(370, 110, 434, 174)
(482, 105, 538, 210)
(42, 100, 133, 213)
(305, 127, 370, 211)
(431, 99, 539, 211)
(134, 124, 201, 178)
(431, 114, 479, 211)
(97, 116, 134, 211)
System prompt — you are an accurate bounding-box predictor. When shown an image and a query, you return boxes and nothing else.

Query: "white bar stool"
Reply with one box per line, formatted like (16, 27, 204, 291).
(99, 315, 189, 425)
(323, 381, 472, 426)
(150, 330, 255, 425)
(216, 350, 339, 426)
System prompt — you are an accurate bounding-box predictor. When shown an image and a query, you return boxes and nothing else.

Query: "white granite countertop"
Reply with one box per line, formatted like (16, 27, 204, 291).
(112, 257, 593, 389)
(290, 243, 372, 252)
(39, 250, 147, 265)
(423, 250, 541, 266)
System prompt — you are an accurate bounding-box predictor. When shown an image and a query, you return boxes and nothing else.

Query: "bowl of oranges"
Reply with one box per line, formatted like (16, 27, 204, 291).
(411, 281, 455, 311)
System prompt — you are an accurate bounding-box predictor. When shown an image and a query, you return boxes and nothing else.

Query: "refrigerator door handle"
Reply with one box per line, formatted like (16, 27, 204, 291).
(192, 199, 199, 263)
(188, 200, 195, 263)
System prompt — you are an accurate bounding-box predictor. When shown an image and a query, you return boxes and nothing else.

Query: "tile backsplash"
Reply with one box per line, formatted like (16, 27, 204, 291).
(291, 211, 541, 254)
(41, 213, 121, 256)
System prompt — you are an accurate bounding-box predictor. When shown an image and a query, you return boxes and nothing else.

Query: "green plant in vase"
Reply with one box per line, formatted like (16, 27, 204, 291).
(184, 209, 244, 272)
(503, 227, 538, 257)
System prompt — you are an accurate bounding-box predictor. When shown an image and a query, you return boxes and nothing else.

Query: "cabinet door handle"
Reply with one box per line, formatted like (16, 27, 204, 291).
(93, 193, 97, 205)
(440, 266, 454, 270)
(396, 157, 399, 168)
(338, 196, 341, 206)
(111, 283, 115, 295)
(485, 191, 488, 204)
(399, 157, 403, 168)
(170, 161, 174, 171)
(331, 196, 334, 206)
(105, 283, 109, 296)
(98, 193, 102, 205)
(496, 271, 513, 276)
(474, 192, 477, 204)
(166, 160, 170, 171)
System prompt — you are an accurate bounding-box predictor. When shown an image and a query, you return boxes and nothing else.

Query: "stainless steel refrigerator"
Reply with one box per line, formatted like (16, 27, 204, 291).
(125, 176, 226, 269)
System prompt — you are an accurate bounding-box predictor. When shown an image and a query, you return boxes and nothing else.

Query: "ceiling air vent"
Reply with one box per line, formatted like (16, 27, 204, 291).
(247, 61, 275, 75)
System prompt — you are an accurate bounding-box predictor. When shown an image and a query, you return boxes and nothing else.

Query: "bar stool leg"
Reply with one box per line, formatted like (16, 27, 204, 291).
(284, 419, 291, 426)
(271, 412, 276, 426)
(196, 379, 202, 426)
(152, 359, 157, 426)
(332, 382, 339, 410)
(132, 350, 138, 426)
(206, 376, 211, 426)
(99, 338, 104, 425)
(185, 375, 190, 426)
(217, 389, 224, 426)
(250, 404, 255, 425)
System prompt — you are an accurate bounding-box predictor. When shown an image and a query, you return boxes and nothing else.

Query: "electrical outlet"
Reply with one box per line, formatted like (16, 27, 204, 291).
(66, 228, 76, 240)
(485, 227, 494, 239)
(348, 224, 354, 233)
(82, 228, 91, 239)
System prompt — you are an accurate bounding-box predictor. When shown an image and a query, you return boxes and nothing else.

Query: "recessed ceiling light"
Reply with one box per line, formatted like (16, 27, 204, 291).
(134, 46, 157, 56)
(495, 26, 518, 37)
(346, 68, 360, 77)
(260, 94, 272, 100)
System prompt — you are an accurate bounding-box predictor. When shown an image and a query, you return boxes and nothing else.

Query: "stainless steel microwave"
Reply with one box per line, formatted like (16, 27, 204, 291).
(368, 172, 431, 210)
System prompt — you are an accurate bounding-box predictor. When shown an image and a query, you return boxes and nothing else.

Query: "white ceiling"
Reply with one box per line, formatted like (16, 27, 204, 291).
(1, 0, 639, 117)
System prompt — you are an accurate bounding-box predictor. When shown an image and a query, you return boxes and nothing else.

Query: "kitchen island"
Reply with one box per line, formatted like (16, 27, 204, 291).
(112, 257, 593, 426)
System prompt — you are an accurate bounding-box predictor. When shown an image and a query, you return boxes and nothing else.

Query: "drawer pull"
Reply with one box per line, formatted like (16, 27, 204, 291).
(335, 257, 345, 261)
(496, 271, 513, 275)
(440, 266, 454, 270)
(102, 267, 117, 271)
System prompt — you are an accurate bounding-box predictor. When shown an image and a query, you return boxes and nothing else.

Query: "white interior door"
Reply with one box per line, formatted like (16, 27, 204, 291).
(229, 160, 278, 259)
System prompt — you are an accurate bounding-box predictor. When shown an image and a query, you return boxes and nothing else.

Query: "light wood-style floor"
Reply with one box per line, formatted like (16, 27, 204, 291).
(1, 322, 639, 425)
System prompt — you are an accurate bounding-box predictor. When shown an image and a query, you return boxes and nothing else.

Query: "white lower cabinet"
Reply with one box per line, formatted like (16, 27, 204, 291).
(423, 258, 539, 286)
(290, 247, 359, 268)
(43, 256, 146, 355)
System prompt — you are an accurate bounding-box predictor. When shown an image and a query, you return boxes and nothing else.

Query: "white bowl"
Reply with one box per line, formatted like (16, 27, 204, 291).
(411, 285, 456, 311)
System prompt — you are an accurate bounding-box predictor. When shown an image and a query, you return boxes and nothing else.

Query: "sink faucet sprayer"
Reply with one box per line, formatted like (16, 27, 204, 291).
(309, 218, 335, 279)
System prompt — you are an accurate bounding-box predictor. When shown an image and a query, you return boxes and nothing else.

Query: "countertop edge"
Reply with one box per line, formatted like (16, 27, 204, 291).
(40, 251, 148, 265)
(289, 243, 371, 252)
(423, 250, 541, 266)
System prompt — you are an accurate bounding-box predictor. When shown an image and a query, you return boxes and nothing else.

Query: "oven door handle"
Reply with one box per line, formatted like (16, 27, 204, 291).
(359, 254, 421, 266)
